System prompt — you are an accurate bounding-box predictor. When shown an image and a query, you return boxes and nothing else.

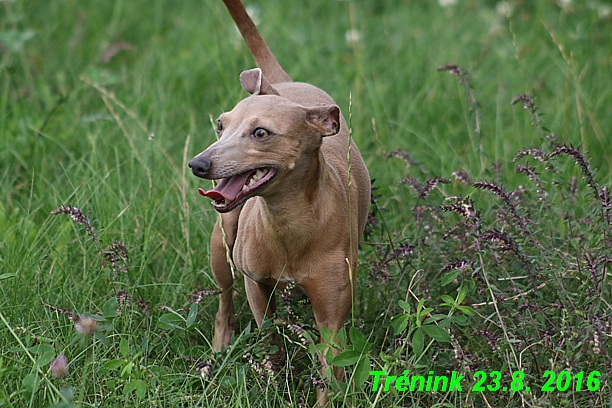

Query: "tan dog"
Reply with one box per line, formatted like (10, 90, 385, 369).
(189, 0, 370, 402)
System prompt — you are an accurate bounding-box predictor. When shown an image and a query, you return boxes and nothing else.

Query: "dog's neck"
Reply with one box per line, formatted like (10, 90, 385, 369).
(256, 150, 336, 238)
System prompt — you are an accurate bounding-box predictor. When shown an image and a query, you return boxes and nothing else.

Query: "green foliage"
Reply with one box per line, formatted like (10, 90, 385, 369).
(1, 0, 611, 406)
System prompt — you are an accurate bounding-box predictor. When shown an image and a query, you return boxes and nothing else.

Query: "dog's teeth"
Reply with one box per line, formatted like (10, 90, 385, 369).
(252, 168, 266, 182)
(214, 199, 230, 208)
(243, 169, 269, 192)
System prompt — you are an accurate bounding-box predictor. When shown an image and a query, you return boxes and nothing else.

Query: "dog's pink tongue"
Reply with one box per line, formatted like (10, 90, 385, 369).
(198, 171, 253, 202)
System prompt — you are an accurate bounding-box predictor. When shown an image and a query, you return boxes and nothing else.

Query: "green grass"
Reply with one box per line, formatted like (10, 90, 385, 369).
(1, 0, 612, 406)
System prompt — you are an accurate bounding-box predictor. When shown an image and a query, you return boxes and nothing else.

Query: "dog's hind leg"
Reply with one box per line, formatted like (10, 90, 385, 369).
(210, 210, 240, 352)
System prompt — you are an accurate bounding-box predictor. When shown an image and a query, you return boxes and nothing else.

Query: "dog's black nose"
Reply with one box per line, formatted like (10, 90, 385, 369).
(189, 157, 212, 178)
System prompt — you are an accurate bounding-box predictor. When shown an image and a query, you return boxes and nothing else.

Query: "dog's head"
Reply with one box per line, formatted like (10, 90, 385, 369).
(189, 68, 340, 212)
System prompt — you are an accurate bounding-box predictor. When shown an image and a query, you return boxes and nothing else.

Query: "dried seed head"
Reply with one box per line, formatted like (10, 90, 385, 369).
(279, 282, 297, 306)
(511, 94, 536, 111)
(515, 164, 538, 180)
(516, 164, 547, 200)
(101, 41, 134, 63)
(473, 181, 524, 227)
(298, 391, 307, 408)
(190, 289, 223, 304)
(51, 205, 98, 241)
(479, 229, 517, 253)
(386, 149, 415, 167)
(275, 318, 309, 346)
(420, 178, 450, 198)
(401, 178, 424, 194)
(310, 374, 327, 391)
(116, 290, 128, 314)
(368, 258, 390, 284)
(549, 144, 597, 191)
(473, 181, 509, 201)
(438, 64, 464, 78)
(511, 93, 543, 127)
(473, 330, 498, 352)
(242, 352, 274, 382)
(600, 186, 611, 224)
(103, 241, 129, 276)
(441, 196, 479, 222)
(452, 170, 471, 185)
(389, 243, 414, 261)
(51, 205, 88, 225)
(46, 304, 76, 320)
(514, 148, 546, 163)
(135, 299, 150, 317)
(199, 363, 212, 379)
(441, 259, 471, 273)
(366, 212, 378, 229)
(116, 291, 150, 316)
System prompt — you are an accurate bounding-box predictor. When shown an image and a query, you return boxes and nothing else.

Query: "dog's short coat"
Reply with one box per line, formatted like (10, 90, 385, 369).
(188, 0, 370, 404)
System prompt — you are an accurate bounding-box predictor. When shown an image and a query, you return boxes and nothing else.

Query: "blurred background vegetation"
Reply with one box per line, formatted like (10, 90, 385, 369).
(1, 0, 611, 406)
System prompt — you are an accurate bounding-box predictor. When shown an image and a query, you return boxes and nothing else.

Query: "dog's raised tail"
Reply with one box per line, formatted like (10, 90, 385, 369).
(222, 0, 292, 84)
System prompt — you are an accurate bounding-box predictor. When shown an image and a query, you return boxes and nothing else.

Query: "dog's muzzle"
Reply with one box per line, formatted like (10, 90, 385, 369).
(188, 156, 212, 178)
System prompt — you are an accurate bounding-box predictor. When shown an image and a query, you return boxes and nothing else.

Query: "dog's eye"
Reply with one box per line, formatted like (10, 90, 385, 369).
(216, 119, 223, 134)
(252, 128, 271, 140)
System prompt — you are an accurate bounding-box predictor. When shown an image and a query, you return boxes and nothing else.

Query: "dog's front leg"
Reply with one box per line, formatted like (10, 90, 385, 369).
(244, 276, 288, 368)
(243, 276, 277, 327)
(210, 211, 240, 352)
(302, 259, 355, 406)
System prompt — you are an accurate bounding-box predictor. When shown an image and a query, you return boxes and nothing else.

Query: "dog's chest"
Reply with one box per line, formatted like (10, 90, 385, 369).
(232, 208, 317, 284)
(232, 227, 303, 283)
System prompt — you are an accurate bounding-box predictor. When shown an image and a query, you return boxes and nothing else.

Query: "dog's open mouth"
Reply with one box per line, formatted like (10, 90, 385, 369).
(198, 167, 277, 212)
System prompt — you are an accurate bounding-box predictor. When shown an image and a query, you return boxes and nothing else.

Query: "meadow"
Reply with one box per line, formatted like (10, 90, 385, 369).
(1, 0, 611, 406)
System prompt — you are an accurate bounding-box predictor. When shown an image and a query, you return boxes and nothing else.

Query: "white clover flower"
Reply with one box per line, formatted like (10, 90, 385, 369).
(75, 315, 98, 336)
(439, 0, 459, 7)
(496, 1, 514, 16)
(345, 29, 361, 46)
(598, 4, 612, 19)
(50, 354, 69, 379)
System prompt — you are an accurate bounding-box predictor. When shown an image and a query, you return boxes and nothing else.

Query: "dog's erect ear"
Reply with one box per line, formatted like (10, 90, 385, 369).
(240, 68, 280, 96)
(306, 105, 341, 136)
